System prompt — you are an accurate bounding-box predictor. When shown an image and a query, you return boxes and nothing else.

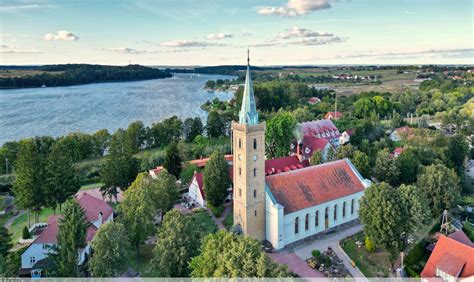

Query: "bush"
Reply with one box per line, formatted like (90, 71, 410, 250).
(405, 239, 428, 275)
(463, 222, 474, 241)
(311, 249, 321, 258)
(365, 236, 375, 253)
(22, 226, 31, 240)
(208, 204, 224, 217)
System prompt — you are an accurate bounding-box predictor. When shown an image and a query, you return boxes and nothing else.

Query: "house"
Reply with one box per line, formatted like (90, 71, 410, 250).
(297, 119, 341, 147)
(307, 97, 321, 105)
(339, 129, 354, 145)
(389, 126, 414, 142)
(20, 193, 114, 277)
(230, 54, 370, 250)
(324, 111, 343, 120)
(421, 234, 474, 281)
(390, 147, 405, 158)
(149, 155, 233, 179)
(290, 135, 331, 161)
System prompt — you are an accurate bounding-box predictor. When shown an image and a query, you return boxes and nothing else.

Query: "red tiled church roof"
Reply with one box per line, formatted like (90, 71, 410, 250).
(265, 159, 366, 214)
(421, 235, 474, 278)
(264, 155, 306, 175)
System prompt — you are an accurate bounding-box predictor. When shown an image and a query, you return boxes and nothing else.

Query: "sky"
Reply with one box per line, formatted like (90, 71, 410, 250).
(1, 0, 473, 66)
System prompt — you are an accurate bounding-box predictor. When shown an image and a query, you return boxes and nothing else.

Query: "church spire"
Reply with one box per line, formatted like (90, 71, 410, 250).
(239, 49, 259, 125)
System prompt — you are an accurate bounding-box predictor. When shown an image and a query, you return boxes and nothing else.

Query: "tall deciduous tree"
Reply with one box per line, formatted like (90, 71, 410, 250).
(447, 134, 469, 172)
(417, 164, 460, 215)
(151, 209, 203, 277)
(119, 174, 156, 265)
(146, 171, 178, 220)
(398, 184, 431, 233)
(352, 150, 370, 178)
(163, 141, 182, 178)
(206, 111, 225, 138)
(265, 110, 297, 158)
(203, 151, 230, 207)
(12, 139, 45, 226)
(396, 149, 419, 184)
(189, 230, 291, 278)
(101, 129, 139, 201)
(50, 200, 88, 277)
(44, 143, 80, 212)
(93, 129, 110, 156)
(89, 222, 132, 277)
(184, 117, 204, 142)
(359, 182, 408, 264)
(126, 121, 146, 153)
(374, 149, 399, 185)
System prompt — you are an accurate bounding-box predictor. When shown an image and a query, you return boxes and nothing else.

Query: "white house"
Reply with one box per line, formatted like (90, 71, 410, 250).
(264, 158, 371, 250)
(20, 193, 114, 277)
(339, 129, 354, 145)
(188, 172, 206, 207)
(389, 126, 414, 142)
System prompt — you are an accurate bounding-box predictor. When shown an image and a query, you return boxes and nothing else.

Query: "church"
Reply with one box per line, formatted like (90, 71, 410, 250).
(231, 52, 371, 250)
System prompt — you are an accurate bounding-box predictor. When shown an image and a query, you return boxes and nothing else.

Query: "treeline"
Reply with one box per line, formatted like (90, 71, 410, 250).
(0, 64, 172, 89)
(168, 65, 278, 76)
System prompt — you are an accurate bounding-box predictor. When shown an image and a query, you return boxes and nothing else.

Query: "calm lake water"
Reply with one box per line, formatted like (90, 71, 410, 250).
(0, 73, 234, 145)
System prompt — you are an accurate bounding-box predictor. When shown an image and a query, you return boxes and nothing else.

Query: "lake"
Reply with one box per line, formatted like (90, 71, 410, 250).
(0, 73, 235, 145)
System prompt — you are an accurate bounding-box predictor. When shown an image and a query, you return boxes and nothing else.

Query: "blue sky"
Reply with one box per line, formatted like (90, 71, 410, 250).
(1, 0, 473, 65)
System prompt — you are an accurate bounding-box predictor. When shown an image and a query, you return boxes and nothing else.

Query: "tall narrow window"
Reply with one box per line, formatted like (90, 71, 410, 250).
(239, 167, 242, 176)
(253, 168, 257, 177)
(343, 202, 346, 217)
(253, 189, 256, 198)
(334, 204, 338, 221)
(315, 211, 319, 227)
(239, 188, 241, 197)
(351, 199, 355, 214)
(305, 214, 309, 231)
(294, 217, 299, 234)
(238, 138, 242, 148)
(253, 138, 257, 149)
(255, 210, 257, 217)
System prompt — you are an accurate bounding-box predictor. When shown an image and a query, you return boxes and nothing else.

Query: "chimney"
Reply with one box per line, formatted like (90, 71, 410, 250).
(296, 143, 303, 162)
(98, 211, 103, 226)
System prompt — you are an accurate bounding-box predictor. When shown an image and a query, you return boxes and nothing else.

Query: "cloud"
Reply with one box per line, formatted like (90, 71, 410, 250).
(289, 36, 345, 45)
(106, 47, 150, 54)
(161, 39, 221, 47)
(242, 32, 253, 37)
(257, 0, 333, 17)
(206, 33, 233, 40)
(276, 26, 333, 39)
(0, 44, 42, 53)
(1, 0, 52, 12)
(43, 31, 79, 41)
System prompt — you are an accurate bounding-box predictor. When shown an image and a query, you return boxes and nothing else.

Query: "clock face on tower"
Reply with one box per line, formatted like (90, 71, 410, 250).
(253, 155, 258, 161)
(238, 154, 242, 160)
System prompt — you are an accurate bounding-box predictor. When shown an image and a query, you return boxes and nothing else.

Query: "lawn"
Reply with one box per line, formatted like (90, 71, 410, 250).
(0, 195, 6, 211)
(8, 208, 55, 243)
(0, 211, 12, 227)
(340, 232, 391, 277)
(130, 243, 156, 276)
(190, 211, 218, 234)
(80, 182, 104, 191)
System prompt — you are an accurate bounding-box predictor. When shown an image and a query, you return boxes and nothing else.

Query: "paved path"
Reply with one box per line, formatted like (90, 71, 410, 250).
(3, 210, 25, 228)
(269, 252, 328, 279)
(208, 203, 231, 230)
(292, 224, 366, 278)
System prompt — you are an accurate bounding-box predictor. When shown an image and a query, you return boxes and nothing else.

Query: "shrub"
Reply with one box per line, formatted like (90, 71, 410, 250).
(365, 236, 375, 253)
(208, 204, 224, 217)
(22, 226, 31, 240)
(311, 249, 321, 258)
(463, 222, 474, 241)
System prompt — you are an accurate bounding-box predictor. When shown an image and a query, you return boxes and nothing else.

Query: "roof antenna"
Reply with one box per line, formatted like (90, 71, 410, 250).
(247, 48, 250, 66)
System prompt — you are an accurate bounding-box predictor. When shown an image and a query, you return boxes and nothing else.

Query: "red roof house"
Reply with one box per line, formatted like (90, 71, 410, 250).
(421, 235, 474, 279)
(298, 119, 341, 145)
(324, 111, 343, 120)
(308, 97, 321, 105)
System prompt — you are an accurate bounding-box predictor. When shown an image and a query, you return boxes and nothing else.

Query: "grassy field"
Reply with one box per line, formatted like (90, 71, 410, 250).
(0, 211, 12, 227)
(223, 210, 233, 230)
(9, 208, 55, 243)
(190, 211, 218, 234)
(341, 232, 391, 277)
(80, 182, 104, 191)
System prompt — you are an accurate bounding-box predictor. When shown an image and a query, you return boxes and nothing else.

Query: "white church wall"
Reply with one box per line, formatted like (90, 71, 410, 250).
(281, 191, 364, 247)
(265, 190, 284, 250)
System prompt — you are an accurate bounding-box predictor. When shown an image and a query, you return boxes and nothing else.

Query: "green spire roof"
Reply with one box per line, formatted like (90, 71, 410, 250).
(239, 49, 259, 125)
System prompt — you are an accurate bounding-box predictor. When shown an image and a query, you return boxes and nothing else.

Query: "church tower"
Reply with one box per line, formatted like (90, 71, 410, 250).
(232, 50, 266, 240)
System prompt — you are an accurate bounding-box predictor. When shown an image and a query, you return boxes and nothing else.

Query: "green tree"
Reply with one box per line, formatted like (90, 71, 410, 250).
(265, 110, 297, 158)
(0, 227, 12, 257)
(93, 129, 110, 156)
(0, 246, 25, 277)
(417, 164, 460, 215)
(151, 209, 203, 277)
(189, 230, 291, 278)
(354, 97, 375, 118)
(50, 200, 88, 277)
(310, 150, 323, 165)
(89, 222, 132, 277)
(119, 174, 156, 265)
(447, 134, 469, 172)
(44, 142, 80, 212)
(126, 121, 146, 153)
(101, 129, 139, 201)
(374, 149, 399, 185)
(206, 111, 225, 138)
(326, 145, 337, 162)
(203, 151, 230, 207)
(12, 139, 45, 226)
(352, 151, 370, 178)
(391, 112, 403, 129)
(359, 182, 408, 265)
(163, 141, 182, 178)
(398, 184, 431, 233)
(184, 117, 204, 142)
(147, 170, 178, 220)
(396, 149, 419, 184)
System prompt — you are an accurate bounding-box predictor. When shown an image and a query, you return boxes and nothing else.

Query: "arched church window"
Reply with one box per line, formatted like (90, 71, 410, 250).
(294, 217, 299, 234)
(334, 204, 337, 221)
(253, 138, 257, 149)
(315, 211, 319, 227)
(351, 199, 355, 214)
(343, 202, 346, 217)
(305, 214, 309, 231)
